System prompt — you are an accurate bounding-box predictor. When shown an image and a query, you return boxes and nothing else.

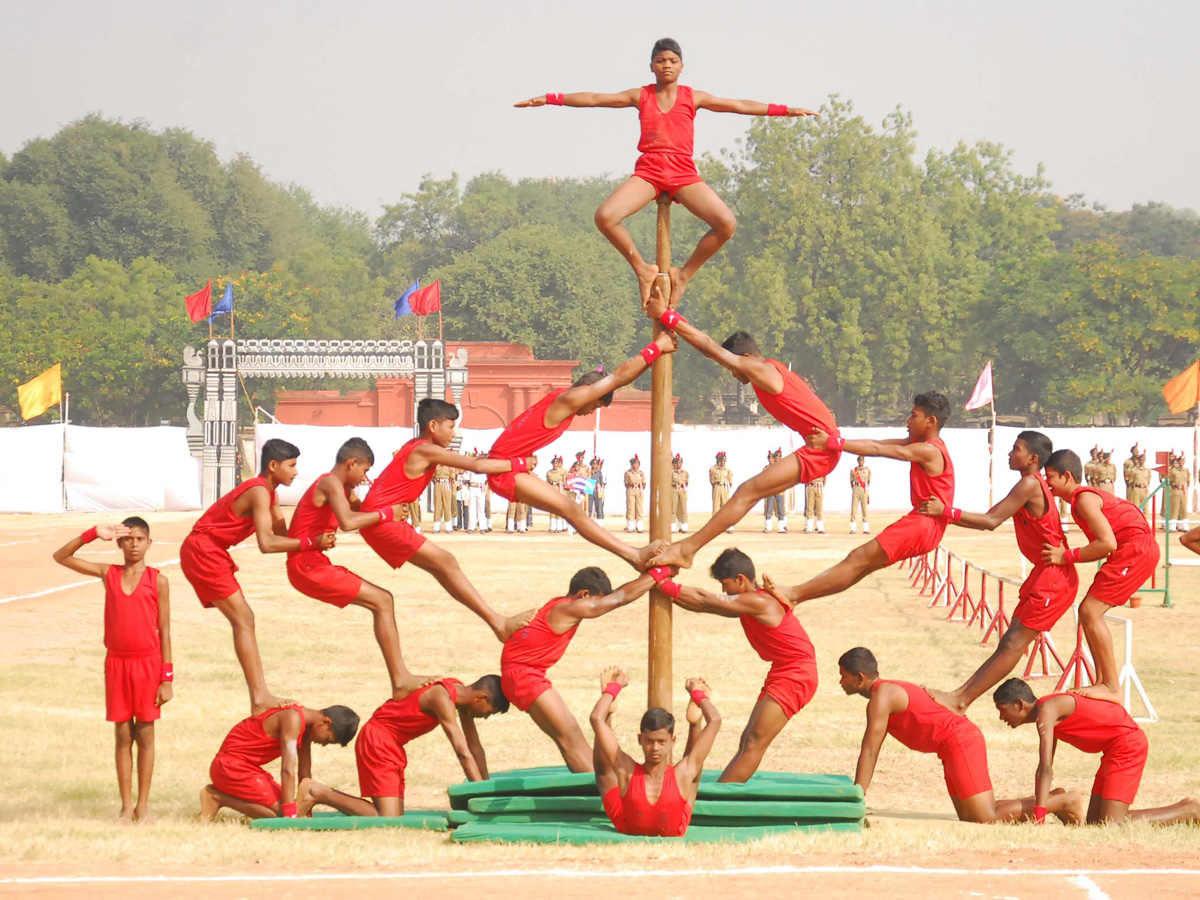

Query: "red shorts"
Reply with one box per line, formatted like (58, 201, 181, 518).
(286, 551, 362, 609)
(602, 785, 629, 832)
(633, 152, 703, 200)
(488, 470, 518, 502)
(876, 512, 947, 564)
(1092, 730, 1148, 804)
(180, 533, 240, 607)
(210, 756, 281, 807)
(105, 652, 162, 723)
(501, 664, 552, 713)
(1087, 537, 1159, 606)
(361, 519, 426, 569)
(355, 719, 407, 798)
(937, 725, 993, 800)
(793, 447, 841, 484)
(759, 666, 818, 719)
(1013, 564, 1079, 632)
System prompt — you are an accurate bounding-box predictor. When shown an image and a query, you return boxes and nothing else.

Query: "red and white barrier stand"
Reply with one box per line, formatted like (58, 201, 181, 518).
(946, 558, 977, 623)
(1023, 630, 1066, 680)
(966, 568, 994, 633)
(981, 577, 1014, 646)
(931, 550, 960, 609)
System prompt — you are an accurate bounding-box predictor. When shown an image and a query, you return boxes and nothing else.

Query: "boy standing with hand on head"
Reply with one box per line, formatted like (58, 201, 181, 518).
(54, 517, 172, 823)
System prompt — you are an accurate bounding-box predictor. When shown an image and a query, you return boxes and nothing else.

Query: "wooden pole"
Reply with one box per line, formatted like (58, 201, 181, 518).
(648, 194, 674, 712)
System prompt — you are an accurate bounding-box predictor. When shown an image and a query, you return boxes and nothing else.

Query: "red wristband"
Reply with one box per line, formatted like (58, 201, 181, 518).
(1063, 547, 1081, 564)
(1033, 805, 1047, 824)
(160, 664, 174, 683)
(81, 526, 98, 544)
(299, 534, 315, 551)
(640, 342, 662, 366)
(767, 103, 788, 116)
(660, 580, 683, 600)
(690, 689, 708, 705)
(546, 92, 564, 105)
(282, 802, 298, 819)
(603, 681, 623, 698)
(659, 309, 685, 329)
(648, 566, 672, 585)
(947, 507, 963, 523)
(511, 456, 528, 474)
(826, 435, 846, 452)
(378, 506, 395, 525)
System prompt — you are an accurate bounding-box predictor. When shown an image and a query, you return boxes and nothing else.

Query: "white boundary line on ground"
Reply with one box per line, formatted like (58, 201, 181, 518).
(1069, 874, 1112, 900)
(3, 865, 1198, 885)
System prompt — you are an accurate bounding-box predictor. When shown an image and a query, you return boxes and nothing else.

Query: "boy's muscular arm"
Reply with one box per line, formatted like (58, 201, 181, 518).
(808, 430, 941, 470)
(155, 574, 173, 707)
(320, 476, 393, 532)
(548, 574, 657, 629)
(52, 523, 129, 577)
(247, 487, 333, 554)
(671, 585, 769, 619)
(549, 333, 677, 422)
(1033, 696, 1070, 811)
(854, 685, 899, 795)
(1043, 492, 1116, 564)
(276, 709, 305, 808)
(514, 88, 639, 108)
(693, 91, 818, 117)
(426, 688, 484, 781)
(919, 476, 1040, 529)
(408, 443, 536, 477)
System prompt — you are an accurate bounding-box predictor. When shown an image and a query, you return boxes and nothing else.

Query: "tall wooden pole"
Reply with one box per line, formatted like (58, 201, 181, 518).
(648, 194, 674, 711)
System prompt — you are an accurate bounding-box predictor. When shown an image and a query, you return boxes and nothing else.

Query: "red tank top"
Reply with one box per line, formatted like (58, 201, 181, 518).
(366, 678, 462, 746)
(488, 389, 574, 459)
(501, 597, 580, 672)
(103, 565, 160, 655)
(637, 85, 695, 158)
(1070, 486, 1151, 546)
(287, 473, 350, 553)
(362, 439, 436, 512)
(752, 360, 839, 438)
(873, 679, 972, 755)
(617, 763, 693, 836)
(1039, 693, 1141, 754)
(190, 475, 275, 550)
(739, 591, 817, 679)
(909, 437, 955, 510)
(1013, 474, 1068, 564)
(215, 705, 306, 767)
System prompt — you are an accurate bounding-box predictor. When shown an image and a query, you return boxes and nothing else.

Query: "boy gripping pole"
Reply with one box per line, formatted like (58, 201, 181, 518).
(53, 517, 172, 823)
(517, 38, 816, 308)
(665, 549, 817, 781)
(180, 438, 326, 713)
(502, 568, 658, 772)
(918, 432, 1079, 713)
(1042, 449, 1160, 702)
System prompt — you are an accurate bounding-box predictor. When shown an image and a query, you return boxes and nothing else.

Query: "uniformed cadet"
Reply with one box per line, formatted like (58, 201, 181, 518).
(850, 454, 871, 535)
(455, 467, 470, 530)
(804, 475, 826, 534)
(546, 455, 568, 533)
(624, 455, 645, 533)
(589, 458, 607, 521)
(709, 451, 734, 534)
(1126, 451, 1150, 513)
(1084, 446, 1101, 487)
(1169, 452, 1191, 532)
(433, 462, 456, 533)
(671, 453, 689, 533)
(1123, 444, 1139, 493)
(762, 449, 787, 533)
(1096, 450, 1116, 495)
(405, 498, 423, 534)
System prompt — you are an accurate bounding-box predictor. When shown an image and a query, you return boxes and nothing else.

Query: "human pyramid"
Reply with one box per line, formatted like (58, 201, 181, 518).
(54, 37, 1198, 838)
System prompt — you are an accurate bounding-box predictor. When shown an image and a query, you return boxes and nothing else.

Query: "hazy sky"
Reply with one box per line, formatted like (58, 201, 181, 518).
(3, 1, 1197, 217)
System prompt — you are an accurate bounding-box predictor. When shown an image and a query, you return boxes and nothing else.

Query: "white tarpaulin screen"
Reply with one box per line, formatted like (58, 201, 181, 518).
(63, 426, 201, 511)
(0, 424, 65, 513)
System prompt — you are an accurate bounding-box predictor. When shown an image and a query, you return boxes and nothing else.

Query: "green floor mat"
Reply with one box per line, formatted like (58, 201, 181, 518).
(449, 820, 861, 844)
(249, 810, 449, 831)
(466, 795, 863, 821)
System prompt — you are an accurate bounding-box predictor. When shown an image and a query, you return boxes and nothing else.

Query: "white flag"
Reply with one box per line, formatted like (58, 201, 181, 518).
(965, 362, 994, 411)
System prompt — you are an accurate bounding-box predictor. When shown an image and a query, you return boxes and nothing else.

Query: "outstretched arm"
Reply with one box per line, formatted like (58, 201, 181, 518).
(919, 476, 1040, 530)
(247, 487, 334, 554)
(808, 430, 941, 469)
(670, 584, 770, 619)
(514, 89, 640, 109)
(52, 524, 129, 578)
(548, 574, 657, 630)
(854, 688, 896, 795)
(677, 678, 721, 780)
(1033, 697, 1070, 813)
(1042, 492, 1116, 565)
(550, 332, 677, 421)
(318, 476, 392, 533)
(408, 442, 534, 477)
(693, 91, 817, 117)
(589, 667, 632, 775)
(427, 688, 485, 782)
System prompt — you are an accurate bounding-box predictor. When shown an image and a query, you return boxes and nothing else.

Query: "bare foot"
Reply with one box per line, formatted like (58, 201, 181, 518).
(199, 786, 221, 823)
(635, 262, 660, 308)
(925, 687, 968, 716)
(296, 778, 319, 818)
(250, 693, 295, 716)
(1071, 684, 1122, 704)
(686, 679, 713, 725)
(133, 805, 152, 825)
(668, 267, 689, 308)
(1178, 797, 1200, 824)
(761, 573, 799, 609)
(634, 540, 671, 571)
(648, 541, 694, 570)
(118, 806, 134, 825)
(393, 673, 439, 700)
(1055, 790, 1086, 825)
(497, 608, 537, 642)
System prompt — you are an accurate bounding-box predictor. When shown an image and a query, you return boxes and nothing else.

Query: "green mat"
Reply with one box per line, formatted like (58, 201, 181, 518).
(249, 810, 449, 831)
(450, 820, 862, 844)
(466, 795, 864, 821)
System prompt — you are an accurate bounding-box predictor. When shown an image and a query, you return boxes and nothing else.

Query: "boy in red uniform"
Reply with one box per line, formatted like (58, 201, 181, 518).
(917, 431, 1079, 713)
(53, 517, 172, 823)
(199, 703, 359, 821)
(765, 392, 955, 606)
(486, 337, 678, 571)
(289, 676, 509, 817)
(839, 648, 1083, 824)
(517, 38, 817, 307)
(644, 303, 841, 570)
(181, 438, 331, 713)
(590, 667, 721, 837)
(502, 567, 658, 772)
(1042, 448, 1160, 702)
(359, 399, 537, 644)
(994, 678, 1199, 825)
(665, 548, 817, 781)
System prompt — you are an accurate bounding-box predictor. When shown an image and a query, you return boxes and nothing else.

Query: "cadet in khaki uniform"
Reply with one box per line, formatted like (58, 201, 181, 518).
(433, 463, 456, 533)
(1169, 452, 1191, 532)
(589, 458, 606, 521)
(624, 455, 645, 533)
(804, 475, 826, 534)
(709, 451, 734, 534)
(1096, 450, 1117, 495)
(1126, 451, 1150, 513)
(850, 454, 871, 534)
(405, 498, 423, 534)
(1122, 445, 1139, 494)
(671, 453, 689, 533)
(1084, 446, 1101, 487)
(571, 452, 590, 521)
(762, 449, 787, 533)
(546, 455, 568, 533)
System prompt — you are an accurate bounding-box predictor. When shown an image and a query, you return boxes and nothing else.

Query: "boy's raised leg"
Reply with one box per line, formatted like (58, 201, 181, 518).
(594, 177, 661, 306)
(670, 183, 737, 305)
(212, 592, 290, 715)
(350, 579, 435, 698)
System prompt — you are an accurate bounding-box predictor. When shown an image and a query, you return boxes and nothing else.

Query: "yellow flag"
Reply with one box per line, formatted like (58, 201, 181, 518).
(17, 364, 62, 421)
(1162, 360, 1200, 415)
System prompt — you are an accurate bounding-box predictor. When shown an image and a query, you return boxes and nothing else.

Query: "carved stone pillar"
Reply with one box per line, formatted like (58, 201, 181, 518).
(203, 339, 239, 506)
(182, 346, 205, 462)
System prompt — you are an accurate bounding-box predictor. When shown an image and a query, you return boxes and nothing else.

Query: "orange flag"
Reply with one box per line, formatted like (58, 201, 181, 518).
(1162, 361, 1200, 414)
(17, 363, 62, 420)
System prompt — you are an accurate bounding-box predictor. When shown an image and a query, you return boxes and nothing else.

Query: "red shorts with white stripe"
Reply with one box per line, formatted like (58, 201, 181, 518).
(1012, 564, 1079, 632)
(1092, 730, 1148, 805)
(1087, 537, 1159, 606)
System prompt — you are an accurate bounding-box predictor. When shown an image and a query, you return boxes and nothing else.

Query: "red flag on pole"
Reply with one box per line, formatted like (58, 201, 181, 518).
(409, 280, 442, 316)
(964, 361, 994, 411)
(185, 279, 213, 322)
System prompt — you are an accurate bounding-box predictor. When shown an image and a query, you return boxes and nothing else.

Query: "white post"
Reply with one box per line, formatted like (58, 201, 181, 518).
(989, 399, 996, 508)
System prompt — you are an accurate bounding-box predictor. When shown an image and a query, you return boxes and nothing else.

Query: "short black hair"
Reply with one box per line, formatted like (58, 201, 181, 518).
(335, 437, 375, 466)
(261, 438, 300, 472)
(721, 331, 760, 357)
(417, 398, 459, 435)
(1016, 430, 1052, 469)
(640, 706, 675, 734)
(651, 38, 682, 61)
(572, 370, 614, 407)
(837, 646, 878, 677)
(993, 677, 1037, 705)
(568, 566, 612, 597)
(121, 516, 150, 535)
(321, 705, 360, 746)
(710, 547, 755, 582)
(913, 392, 951, 428)
(472, 674, 510, 714)
(1045, 448, 1083, 483)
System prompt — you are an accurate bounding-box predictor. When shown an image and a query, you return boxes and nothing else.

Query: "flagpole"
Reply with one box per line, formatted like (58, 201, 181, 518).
(438, 308, 443, 343)
(989, 398, 996, 508)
